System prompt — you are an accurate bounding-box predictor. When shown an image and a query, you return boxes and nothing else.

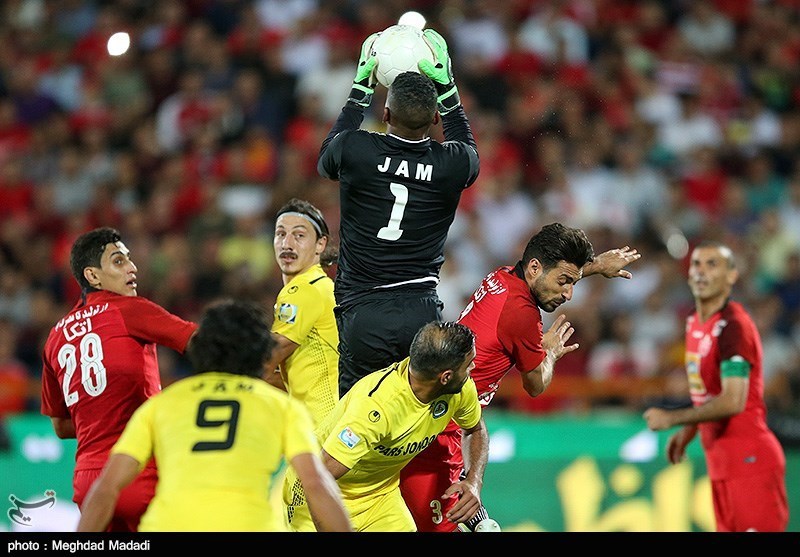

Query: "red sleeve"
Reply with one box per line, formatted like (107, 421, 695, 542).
(118, 297, 197, 353)
(40, 356, 68, 418)
(497, 295, 546, 374)
(718, 311, 757, 367)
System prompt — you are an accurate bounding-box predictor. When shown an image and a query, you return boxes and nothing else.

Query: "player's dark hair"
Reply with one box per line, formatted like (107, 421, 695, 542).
(70, 227, 123, 295)
(521, 223, 595, 271)
(387, 71, 437, 130)
(188, 299, 275, 378)
(275, 197, 339, 267)
(409, 321, 475, 379)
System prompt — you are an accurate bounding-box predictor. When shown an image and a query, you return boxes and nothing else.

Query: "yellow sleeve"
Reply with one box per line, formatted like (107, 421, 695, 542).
(272, 283, 325, 346)
(284, 397, 321, 460)
(111, 397, 156, 470)
(321, 396, 386, 470)
(453, 378, 481, 431)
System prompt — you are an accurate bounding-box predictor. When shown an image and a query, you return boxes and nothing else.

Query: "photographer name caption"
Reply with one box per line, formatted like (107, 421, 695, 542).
(9, 539, 151, 552)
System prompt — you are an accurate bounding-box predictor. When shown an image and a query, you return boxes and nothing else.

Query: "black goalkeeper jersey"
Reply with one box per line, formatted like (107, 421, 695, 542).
(318, 104, 480, 305)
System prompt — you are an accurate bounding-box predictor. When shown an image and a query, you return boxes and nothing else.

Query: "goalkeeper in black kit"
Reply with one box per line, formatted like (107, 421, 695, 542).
(318, 27, 487, 533)
(319, 28, 480, 400)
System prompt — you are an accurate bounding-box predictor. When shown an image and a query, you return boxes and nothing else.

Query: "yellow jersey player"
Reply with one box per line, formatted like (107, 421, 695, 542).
(76, 300, 352, 532)
(283, 321, 488, 531)
(266, 198, 340, 427)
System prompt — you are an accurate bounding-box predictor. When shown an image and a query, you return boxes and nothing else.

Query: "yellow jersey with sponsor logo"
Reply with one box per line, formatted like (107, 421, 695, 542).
(272, 263, 339, 427)
(112, 372, 318, 531)
(321, 358, 480, 507)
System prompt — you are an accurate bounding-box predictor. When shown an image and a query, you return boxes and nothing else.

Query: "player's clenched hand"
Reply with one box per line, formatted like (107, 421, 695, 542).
(442, 478, 481, 525)
(588, 246, 641, 279)
(541, 314, 578, 360)
(643, 407, 672, 431)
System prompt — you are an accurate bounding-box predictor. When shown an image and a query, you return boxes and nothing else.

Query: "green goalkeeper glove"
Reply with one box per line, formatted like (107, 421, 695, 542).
(418, 29, 461, 115)
(347, 32, 380, 108)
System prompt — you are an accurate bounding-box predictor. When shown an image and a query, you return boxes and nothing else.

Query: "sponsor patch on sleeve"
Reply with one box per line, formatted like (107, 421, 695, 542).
(277, 303, 298, 324)
(337, 427, 361, 449)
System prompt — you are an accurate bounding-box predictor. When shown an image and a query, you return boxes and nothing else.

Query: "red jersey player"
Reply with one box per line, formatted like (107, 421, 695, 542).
(400, 223, 641, 532)
(644, 242, 788, 531)
(41, 227, 197, 531)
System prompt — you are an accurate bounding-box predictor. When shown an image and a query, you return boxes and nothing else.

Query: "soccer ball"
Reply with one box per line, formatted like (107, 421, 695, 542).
(371, 24, 435, 88)
(474, 518, 502, 532)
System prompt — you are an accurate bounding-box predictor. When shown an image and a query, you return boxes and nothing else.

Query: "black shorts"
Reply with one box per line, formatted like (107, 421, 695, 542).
(335, 289, 443, 397)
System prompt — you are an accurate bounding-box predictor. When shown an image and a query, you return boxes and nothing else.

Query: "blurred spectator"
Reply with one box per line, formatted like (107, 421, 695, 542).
(719, 178, 758, 237)
(155, 68, 214, 153)
(517, 1, 589, 66)
(218, 212, 275, 292)
(749, 209, 798, 293)
(607, 136, 669, 235)
(587, 309, 660, 407)
(677, 0, 735, 58)
(752, 293, 800, 414)
(742, 150, 787, 214)
(296, 28, 359, 125)
(659, 92, 724, 159)
(772, 251, 800, 335)
(0, 317, 28, 415)
(446, 0, 510, 73)
(1, 0, 800, 418)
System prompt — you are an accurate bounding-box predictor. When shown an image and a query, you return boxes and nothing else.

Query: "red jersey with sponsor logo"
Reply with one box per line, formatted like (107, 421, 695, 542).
(458, 265, 547, 407)
(684, 300, 785, 480)
(400, 266, 546, 530)
(420, 266, 546, 441)
(41, 291, 197, 472)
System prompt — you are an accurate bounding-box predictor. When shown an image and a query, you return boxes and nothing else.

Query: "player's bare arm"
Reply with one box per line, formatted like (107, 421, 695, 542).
(262, 333, 299, 391)
(644, 376, 748, 430)
(50, 417, 76, 439)
(583, 246, 641, 279)
(444, 418, 488, 525)
(291, 452, 353, 532)
(320, 449, 351, 480)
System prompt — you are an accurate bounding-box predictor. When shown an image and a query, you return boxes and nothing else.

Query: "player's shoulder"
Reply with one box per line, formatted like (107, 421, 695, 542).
(493, 268, 534, 304)
(108, 293, 162, 311)
(720, 300, 757, 330)
(280, 269, 333, 299)
(334, 127, 384, 145)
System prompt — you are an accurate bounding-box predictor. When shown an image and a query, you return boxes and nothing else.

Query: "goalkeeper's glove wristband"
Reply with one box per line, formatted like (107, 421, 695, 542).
(347, 81, 374, 109)
(348, 34, 380, 109)
(435, 82, 461, 116)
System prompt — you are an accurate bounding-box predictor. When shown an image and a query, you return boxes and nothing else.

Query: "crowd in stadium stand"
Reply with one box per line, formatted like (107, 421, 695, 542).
(1, 0, 799, 444)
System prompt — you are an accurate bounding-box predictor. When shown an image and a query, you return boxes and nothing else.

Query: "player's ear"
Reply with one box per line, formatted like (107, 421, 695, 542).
(382, 106, 390, 125)
(727, 267, 739, 286)
(432, 112, 440, 126)
(439, 369, 452, 386)
(84, 267, 100, 288)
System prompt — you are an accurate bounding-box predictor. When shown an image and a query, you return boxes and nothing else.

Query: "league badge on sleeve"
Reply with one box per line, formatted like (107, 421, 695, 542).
(277, 303, 298, 324)
(338, 426, 361, 449)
